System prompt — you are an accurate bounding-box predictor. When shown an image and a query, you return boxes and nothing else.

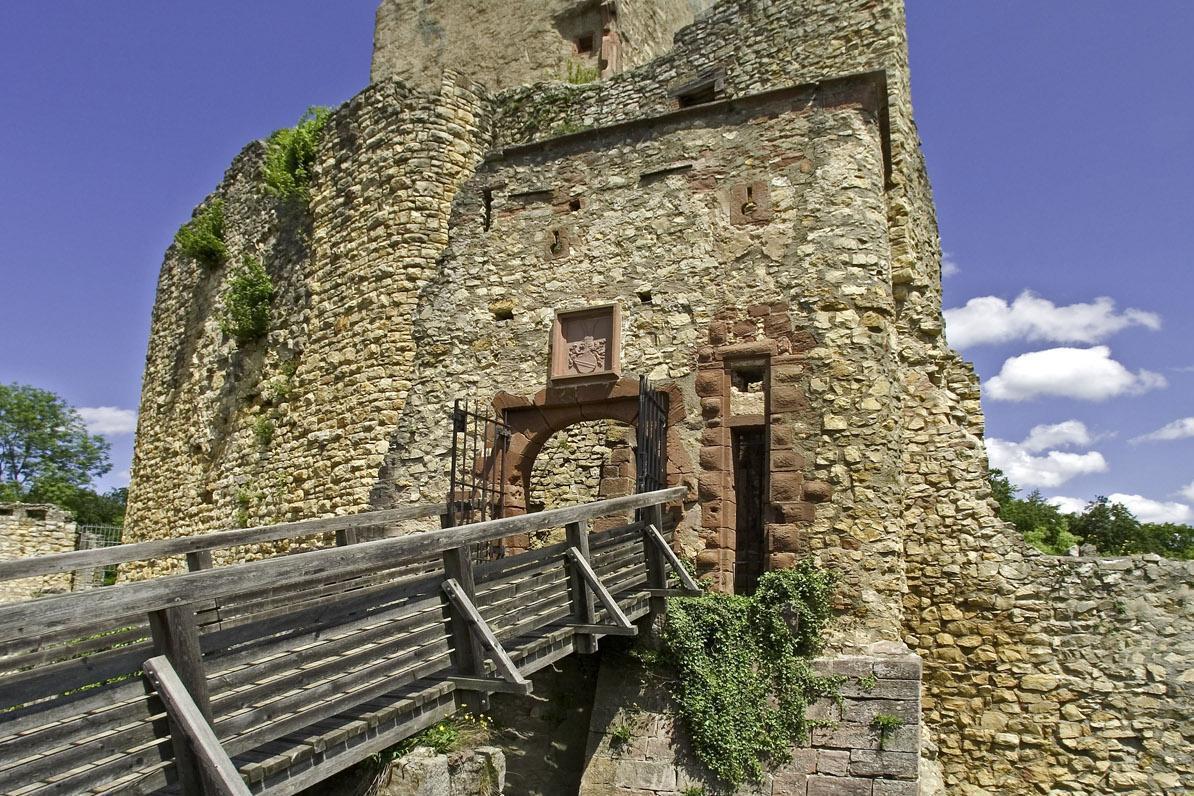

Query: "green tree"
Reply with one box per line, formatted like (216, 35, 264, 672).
(0, 383, 110, 494)
(987, 469, 1077, 554)
(25, 481, 127, 526)
(1069, 496, 1141, 555)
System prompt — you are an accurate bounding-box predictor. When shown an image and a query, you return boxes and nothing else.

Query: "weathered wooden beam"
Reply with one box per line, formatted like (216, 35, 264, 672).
(565, 520, 598, 654)
(641, 503, 669, 629)
(0, 487, 686, 644)
(147, 602, 210, 795)
(441, 544, 489, 713)
(0, 502, 449, 583)
(644, 523, 703, 594)
(441, 578, 531, 692)
(142, 655, 251, 796)
(564, 547, 636, 636)
(447, 675, 534, 695)
(568, 623, 639, 636)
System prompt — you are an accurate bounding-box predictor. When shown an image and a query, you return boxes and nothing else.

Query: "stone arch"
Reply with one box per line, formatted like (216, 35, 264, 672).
(492, 376, 692, 554)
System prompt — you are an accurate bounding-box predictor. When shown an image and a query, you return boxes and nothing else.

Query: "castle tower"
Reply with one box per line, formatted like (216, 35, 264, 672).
(371, 0, 715, 89)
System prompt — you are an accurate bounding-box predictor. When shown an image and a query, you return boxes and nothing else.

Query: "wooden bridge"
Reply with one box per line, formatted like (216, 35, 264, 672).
(0, 486, 693, 795)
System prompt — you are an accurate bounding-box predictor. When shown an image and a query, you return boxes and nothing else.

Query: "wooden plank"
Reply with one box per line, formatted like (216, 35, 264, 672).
(441, 578, 530, 691)
(0, 641, 148, 712)
(0, 503, 448, 583)
(446, 675, 532, 695)
(0, 487, 685, 645)
(645, 524, 702, 593)
(142, 656, 251, 796)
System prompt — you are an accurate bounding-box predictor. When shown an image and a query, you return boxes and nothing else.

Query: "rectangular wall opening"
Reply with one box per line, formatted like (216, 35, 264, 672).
(732, 426, 766, 595)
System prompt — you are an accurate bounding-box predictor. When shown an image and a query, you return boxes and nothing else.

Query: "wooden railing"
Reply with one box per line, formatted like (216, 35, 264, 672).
(0, 487, 692, 796)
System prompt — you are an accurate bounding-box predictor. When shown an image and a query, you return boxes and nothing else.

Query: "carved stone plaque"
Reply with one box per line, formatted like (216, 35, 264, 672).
(551, 304, 621, 381)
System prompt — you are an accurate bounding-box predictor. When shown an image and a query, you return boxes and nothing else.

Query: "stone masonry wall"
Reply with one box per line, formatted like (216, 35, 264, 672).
(123, 0, 1193, 791)
(580, 646, 924, 796)
(0, 503, 77, 602)
(371, 0, 704, 91)
(371, 78, 908, 639)
(124, 75, 488, 573)
(898, 353, 1194, 794)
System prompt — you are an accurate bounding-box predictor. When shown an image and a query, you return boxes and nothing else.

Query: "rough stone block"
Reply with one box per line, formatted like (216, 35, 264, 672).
(816, 749, 850, 776)
(872, 779, 918, 796)
(614, 759, 677, 791)
(872, 657, 922, 681)
(847, 750, 917, 780)
(806, 775, 872, 796)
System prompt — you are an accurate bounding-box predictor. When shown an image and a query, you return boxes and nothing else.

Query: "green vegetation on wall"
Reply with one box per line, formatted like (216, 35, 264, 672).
(174, 199, 228, 268)
(990, 469, 1194, 559)
(262, 107, 331, 202)
(658, 561, 839, 787)
(219, 255, 274, 345)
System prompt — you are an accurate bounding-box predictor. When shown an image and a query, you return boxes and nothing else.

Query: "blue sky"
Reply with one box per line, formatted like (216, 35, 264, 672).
(1, 2, 1191, 521)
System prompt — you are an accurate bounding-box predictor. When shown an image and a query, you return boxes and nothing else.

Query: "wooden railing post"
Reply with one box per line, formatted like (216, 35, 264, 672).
(641, 503, 668, 634)
(186, 551, 223, 630)
(566, 520, 598, 654)
(442, 543, 489, 713)
(147, 602, 211, 796)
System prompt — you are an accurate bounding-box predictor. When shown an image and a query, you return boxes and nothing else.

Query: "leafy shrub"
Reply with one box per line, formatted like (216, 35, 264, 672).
(219, 255, 274, 345)
(252, 415, 274, 448)
(566, 61, 599, 84)
(262, 107, 331, 202)
(174, 200, 227, 268)
(871, 713, 904, 749)
(660, 561, 839, 787)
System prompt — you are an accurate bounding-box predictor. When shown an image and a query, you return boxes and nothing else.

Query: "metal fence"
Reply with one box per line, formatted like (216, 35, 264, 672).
(73, 524, 123, 589)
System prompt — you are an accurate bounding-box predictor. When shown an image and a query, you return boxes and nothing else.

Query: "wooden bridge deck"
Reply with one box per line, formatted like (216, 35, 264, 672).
(0, 487, 691, 796)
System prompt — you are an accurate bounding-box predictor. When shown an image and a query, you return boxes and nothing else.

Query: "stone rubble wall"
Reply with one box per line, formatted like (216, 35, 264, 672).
(376, 746, 506, 796)
(898, 353, 1194, 794)
(579, 647, 923, 796)
(371, 0, 704, 91)
(0, 503, 77, 602)
(123, 75, 489, 575)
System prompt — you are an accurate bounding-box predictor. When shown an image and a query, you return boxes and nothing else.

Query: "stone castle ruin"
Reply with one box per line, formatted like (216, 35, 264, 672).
(125, 0, 1192, 792)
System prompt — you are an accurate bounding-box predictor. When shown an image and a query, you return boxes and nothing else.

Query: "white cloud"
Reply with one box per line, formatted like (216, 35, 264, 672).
(1178, 481, 1194, 502)
(1107, 493, 1191, 524)
(1131, 417, 1194, 444)
(1020, 420, 1094, 453)
(1047, 495, 1087, 515)
(986, 421, 1107, 489)
(941, 255, 960, 277)
(944, 290, 1159, 348)
(77, 406, 138, 436)
(986, 346, 1167, 402)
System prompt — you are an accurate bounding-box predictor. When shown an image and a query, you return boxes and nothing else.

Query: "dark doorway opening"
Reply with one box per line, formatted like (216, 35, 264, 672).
(732, 426, 766, 594)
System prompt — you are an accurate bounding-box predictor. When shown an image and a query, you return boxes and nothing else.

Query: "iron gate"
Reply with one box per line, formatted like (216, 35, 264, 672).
(636, 375, 669, 495)
(446, 399, 511, 559)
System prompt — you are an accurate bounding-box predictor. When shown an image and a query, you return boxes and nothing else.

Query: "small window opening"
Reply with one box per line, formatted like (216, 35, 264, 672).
(637, 290, 653, 304)
(741, 184, 758, 217)
(575, 34, 595, 55)
(482, 188, 493, 231)
(492, 302, 515, 321)
(677, 83, 717, 108)
(26, 509, 47, 521)
(568, 197, 582, 212)
(0, 508, 13, 516)
(549, 230, 565, 256)
(730, 365, 767, 417)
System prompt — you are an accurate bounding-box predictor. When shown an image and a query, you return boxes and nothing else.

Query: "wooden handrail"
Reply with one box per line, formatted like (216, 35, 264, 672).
(0, 503, 449, 583)
(0, 487, 686, 644)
